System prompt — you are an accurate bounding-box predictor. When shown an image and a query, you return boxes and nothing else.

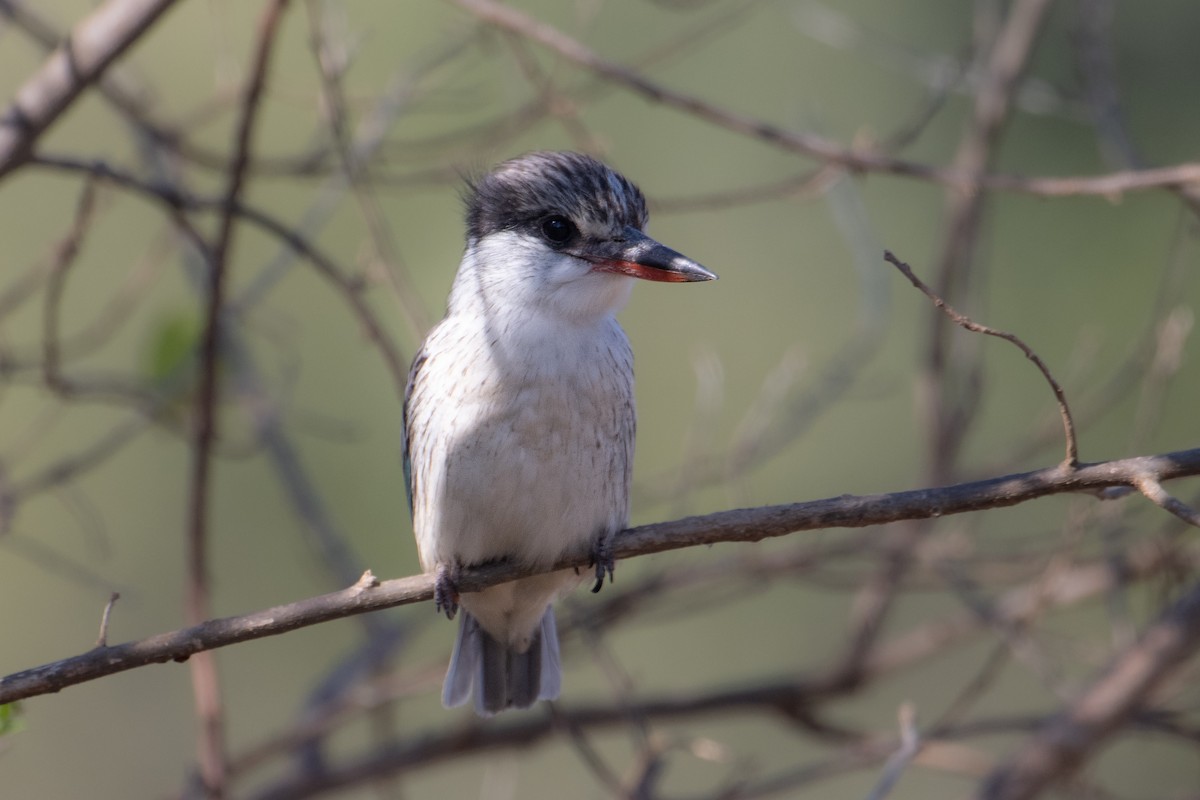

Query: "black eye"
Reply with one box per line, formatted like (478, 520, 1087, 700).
(540, 215, 576, 244)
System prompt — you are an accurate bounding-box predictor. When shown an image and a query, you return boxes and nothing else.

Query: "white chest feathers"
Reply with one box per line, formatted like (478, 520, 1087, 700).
(406, 313, 635, 571)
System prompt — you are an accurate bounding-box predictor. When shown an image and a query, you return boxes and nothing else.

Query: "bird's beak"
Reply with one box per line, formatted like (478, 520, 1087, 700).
(582, 227, 717, 283)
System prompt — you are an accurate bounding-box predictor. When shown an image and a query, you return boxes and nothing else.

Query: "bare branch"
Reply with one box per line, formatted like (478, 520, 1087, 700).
(27, 153, 410, 397)
(3, 446, 1200, 706)
(865, 703, 921, 800)
(921, 0, 1054, 485)
(95, 592, 121, 648)
(301, 1, 432, 342)
(1131, 473, 1200, 528)
(0, 0, 180, 178)
(978, 577, 1200, 800)
(207, 547, 1200, 800)
(185, 2, 293, 794)
(886, 250, 1078, 468)
(2, 5, 1199, 797)
(449, 0, 1200, 200)
(41, 177, 99, 395)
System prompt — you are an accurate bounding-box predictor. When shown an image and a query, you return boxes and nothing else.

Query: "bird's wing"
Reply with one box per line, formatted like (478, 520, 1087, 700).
(401, 345, 430, 516)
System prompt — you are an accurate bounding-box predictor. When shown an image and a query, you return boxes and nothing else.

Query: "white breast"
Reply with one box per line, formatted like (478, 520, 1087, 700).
(407, 312, 635, 572)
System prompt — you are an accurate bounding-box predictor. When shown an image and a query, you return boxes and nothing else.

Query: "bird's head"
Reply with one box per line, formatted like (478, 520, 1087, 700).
(453, 151, 716, 323)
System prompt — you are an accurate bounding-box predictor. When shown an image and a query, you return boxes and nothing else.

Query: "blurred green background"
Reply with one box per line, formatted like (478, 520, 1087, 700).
(1, 1, 1198, 797)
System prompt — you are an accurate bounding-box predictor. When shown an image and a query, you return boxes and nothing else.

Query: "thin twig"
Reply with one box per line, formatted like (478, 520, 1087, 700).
(27, 154, 409, 398)
(865, 703, 921, 800)
(1131, 473, 1200, 528)
(450, 0, 1200, 200)
(42, 177, 99, 394)
(978, 577, 1200, 800)
(923, 0, 1055, 484)
(885, 250, 1079, 468)
(8, 415, 156, 501)
(302, 1, 432, 342)
(184, 2, 292, 796)
(96, 592, 121, 648)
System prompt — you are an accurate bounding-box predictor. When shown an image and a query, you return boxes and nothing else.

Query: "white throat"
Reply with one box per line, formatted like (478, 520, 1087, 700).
(448, 231, 635, 328)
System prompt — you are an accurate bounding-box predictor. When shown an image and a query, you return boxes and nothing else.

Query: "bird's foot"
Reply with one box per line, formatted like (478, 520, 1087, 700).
(434, 562, 461, 620)
(589, 533, 615, 593)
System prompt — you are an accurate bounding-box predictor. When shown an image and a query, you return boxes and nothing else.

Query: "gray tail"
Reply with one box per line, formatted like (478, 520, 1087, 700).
(442, 608, 562, 715)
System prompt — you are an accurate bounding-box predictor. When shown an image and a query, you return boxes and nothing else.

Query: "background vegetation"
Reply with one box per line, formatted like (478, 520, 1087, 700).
(1, 1, 1198, 798)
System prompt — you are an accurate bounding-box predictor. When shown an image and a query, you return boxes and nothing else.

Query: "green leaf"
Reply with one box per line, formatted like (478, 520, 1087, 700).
(0, 702, 24, 736)
(142, 312, 202, 386)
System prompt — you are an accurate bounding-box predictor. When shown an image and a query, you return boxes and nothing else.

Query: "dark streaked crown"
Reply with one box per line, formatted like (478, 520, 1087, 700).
(465, 151, 649, 242)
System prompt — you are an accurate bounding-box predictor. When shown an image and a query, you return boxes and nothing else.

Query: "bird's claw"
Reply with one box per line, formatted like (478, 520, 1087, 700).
(434, 563, 461, 620)
(589, 535, 615, 593)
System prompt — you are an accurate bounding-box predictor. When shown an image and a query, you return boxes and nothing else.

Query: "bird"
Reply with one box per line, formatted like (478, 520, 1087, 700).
(403, 151, 716, 715)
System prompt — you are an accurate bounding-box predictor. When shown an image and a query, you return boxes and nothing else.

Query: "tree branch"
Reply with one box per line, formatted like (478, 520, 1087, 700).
(229, 533, 1197, 800)
(978, 576, 1200, 800)
(885, 250, 1078, 468)
(0, 0, 180, 178)
(184, 2, 292, 794)
(450, 0, 1200, 199)
(3, 446, 1200, 705)
(26, 153, 410, 397)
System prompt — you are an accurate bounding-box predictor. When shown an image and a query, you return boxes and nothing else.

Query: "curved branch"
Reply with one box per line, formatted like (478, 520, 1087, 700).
(2, 446, 1200, 705)
(885, 250, 1078, 467)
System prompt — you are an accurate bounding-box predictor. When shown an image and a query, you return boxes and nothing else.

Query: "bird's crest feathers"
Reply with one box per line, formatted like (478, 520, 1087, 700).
(464, 151, 648, 243)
